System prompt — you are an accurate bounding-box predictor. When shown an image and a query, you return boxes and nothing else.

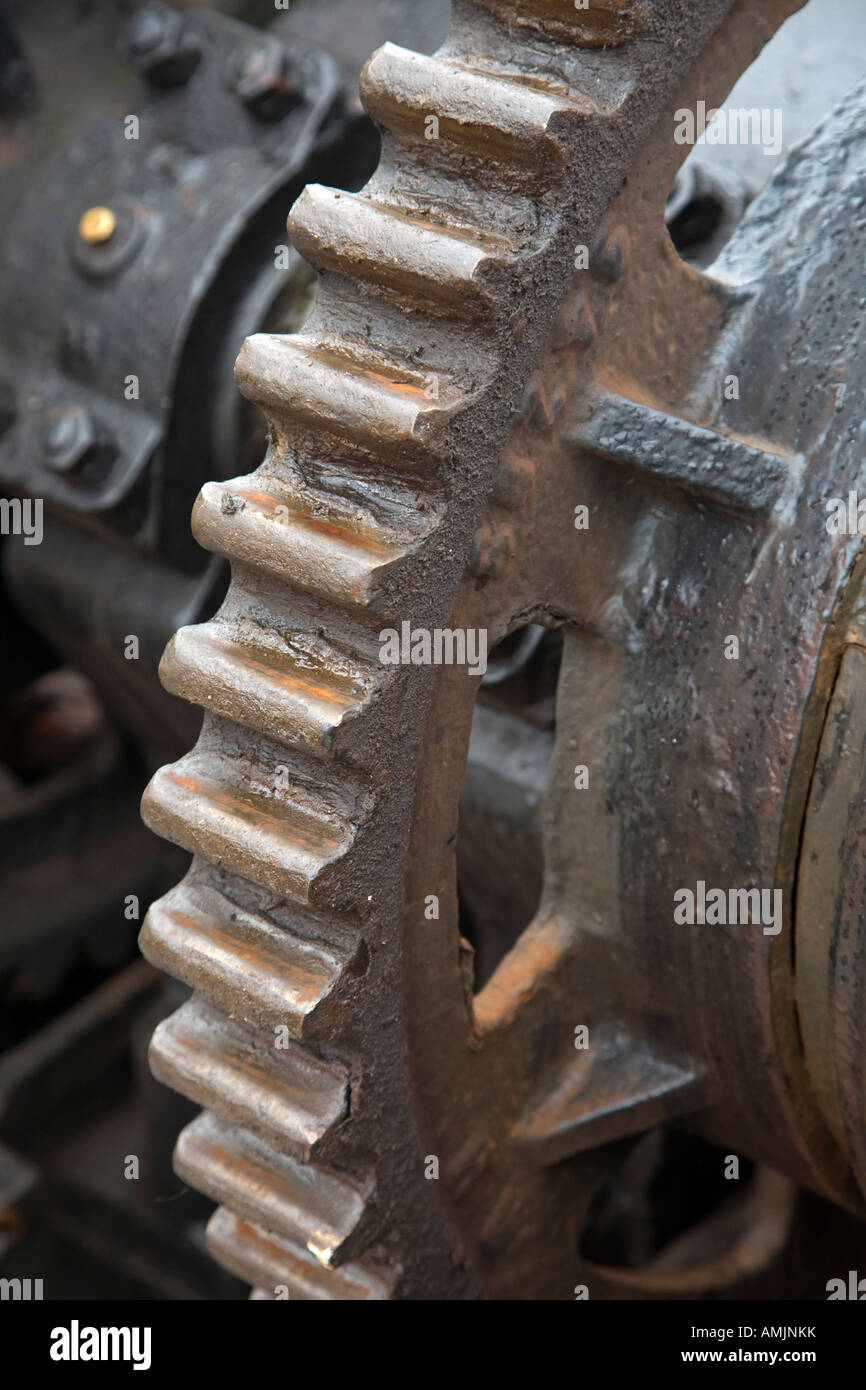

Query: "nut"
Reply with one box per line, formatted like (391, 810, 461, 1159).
(231, 41, 302, 121)
(125, 4, 202, 88)
(38, 405, 96, 475)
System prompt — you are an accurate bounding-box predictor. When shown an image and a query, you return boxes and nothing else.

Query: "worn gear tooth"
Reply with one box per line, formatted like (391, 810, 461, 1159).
(234, 334, 460, 458)
(159, 619, 376, 753)
(141, 751, 353, 902)
(289, 185, 513, 317)
(569, 389, 791, 515)
(207, 1207, 394, 1300)
(149, 997, 347, 1157)
(139, 878, 352, 1042)
(175, 1112, 368, 1266)
(468, 0, 642, 46)
(192, 478, 421, 609)
(360, 43, 592, 174)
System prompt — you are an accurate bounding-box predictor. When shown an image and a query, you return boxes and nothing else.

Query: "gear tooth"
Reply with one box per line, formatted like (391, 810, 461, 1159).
(149, 997, 347, 1157)
(160, 620, 376, 752)
(207, 1207, 395, 1301)
(234, 333, 458, 458)
(141, 752, 354, 902)
(360, 43, 590, 174)
(139, 877, 351, 1042)
(289, 185, 513, 317)
(175, 1113, 369, 1266)
(192, 478, 423, 610)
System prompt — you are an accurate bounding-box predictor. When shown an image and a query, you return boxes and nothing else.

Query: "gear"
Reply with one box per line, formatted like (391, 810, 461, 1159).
(135, 0, 866, 1301)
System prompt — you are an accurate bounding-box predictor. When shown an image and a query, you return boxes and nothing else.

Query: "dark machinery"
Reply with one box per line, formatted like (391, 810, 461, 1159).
(0, 0, 380, 1298)
(3, 0, 866, 1301)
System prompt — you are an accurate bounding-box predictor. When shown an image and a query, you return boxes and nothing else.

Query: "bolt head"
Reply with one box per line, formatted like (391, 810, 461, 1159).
(127, 6, 168, 57)
(78, 206, 117, 246)
(39, 405, 95, 474)
(232, 43, 302, 120)
(125, 5, 202, 87)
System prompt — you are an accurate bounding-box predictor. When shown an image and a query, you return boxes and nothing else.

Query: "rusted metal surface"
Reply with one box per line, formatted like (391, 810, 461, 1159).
(139, 0, 866, 1301)
(409, 64, 866, 1296)
(796, 636, 866, 1199)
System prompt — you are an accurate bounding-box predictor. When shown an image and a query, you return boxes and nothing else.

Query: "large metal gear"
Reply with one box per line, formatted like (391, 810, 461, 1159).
(129, 0, 866, 1301)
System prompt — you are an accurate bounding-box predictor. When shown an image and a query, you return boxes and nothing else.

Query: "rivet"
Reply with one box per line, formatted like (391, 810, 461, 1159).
(78, 207, 117, 245)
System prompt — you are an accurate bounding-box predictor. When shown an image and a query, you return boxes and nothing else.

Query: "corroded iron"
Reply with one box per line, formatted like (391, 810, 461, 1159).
(137, 0, 866, 1300)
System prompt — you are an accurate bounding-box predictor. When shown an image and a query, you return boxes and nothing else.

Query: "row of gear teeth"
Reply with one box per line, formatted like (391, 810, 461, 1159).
(137, 0, 745, 1299)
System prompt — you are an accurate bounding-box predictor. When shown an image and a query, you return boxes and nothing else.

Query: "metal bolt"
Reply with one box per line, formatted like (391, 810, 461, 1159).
(124, 4, 202, 88)
(78, 207, 117, 246)
(38, 405, 96, 475)
(126, 7, 168, 57)
(232, 42, 302, 121)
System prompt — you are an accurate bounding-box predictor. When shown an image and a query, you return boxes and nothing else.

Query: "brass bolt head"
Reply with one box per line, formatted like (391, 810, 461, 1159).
(78, 206, 117, 246)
